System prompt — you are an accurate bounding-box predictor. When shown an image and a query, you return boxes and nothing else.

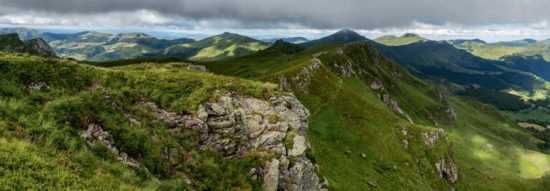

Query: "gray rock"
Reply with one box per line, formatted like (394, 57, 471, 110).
(186, 64, 208, 72)
(435, 157, 458, 183)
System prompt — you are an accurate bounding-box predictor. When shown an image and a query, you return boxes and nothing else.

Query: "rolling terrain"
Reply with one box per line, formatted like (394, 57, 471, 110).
(199, 30, 550, 190)
(2, 28, 550, 190)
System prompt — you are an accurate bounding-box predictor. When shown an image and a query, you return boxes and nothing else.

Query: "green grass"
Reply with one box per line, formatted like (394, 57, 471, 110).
(201, 41, 550, 190)
(0, 52, 280, 190)
(374, 34, 427, 46)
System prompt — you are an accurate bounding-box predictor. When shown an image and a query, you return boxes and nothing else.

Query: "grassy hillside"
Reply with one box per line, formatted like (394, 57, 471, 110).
(0, 52, 283, 190)
(450, 38, 550, 61)
(374, 33, 427, 46)
(166, 32, 269, 61)
(200, 42, 550, 190)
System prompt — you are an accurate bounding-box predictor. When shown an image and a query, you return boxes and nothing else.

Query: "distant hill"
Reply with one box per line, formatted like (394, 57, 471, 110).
(374, 33, 427, 46)
(372, 40, 541, 91)
(302, 29, 367, 48)
(165, 32, 269, 61)
(47, 31, 195, 61)
(0, 33, 55, 57)
(448, 38, 550, 61)
(256, 39, 304, 55)
(493, 39, 538, 47)
(262, 37, 309, 44)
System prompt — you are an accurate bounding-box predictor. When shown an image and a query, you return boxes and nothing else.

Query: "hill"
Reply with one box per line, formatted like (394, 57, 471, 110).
(199, 39, 550, 190)
(165, 32, 269, 61)
(262, 37, 309, 44)
(0, 52, 326, 190)
(47, 31, 195, 61)
(449, 38, 550, 61)
(256, 39, 305, 55)
(0, 33, 55, 57)
(375, 33, 427, 46)
(302, 29, 367, 48)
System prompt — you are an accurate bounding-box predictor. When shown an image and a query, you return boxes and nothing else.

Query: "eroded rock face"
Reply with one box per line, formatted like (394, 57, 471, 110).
(147, 93, 325, 191)
(79, 123, 139, 167)
(421, 129, 445, 148)
(435, 156, 458, 183)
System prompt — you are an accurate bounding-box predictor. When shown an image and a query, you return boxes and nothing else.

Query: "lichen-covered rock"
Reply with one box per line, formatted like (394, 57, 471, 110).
(147, 92, 324, 190)
(382, 93, 414, 123)
(421, 129, 445, 148)
(79, 123, 139, 167)
(435, 156, 458, 183)
(186, 64, 208, 72)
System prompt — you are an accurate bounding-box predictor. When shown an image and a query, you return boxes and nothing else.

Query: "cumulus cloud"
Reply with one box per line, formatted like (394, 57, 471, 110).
(1, 0, 550, 41)
(1, 0, 550, 29)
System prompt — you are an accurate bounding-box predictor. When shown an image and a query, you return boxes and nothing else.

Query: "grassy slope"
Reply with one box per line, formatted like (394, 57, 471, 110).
(452, 40, 550, 61)
(166, 33, 269, 61)
(201, 42, 550, 190)
(0, 52, 279, 190)
(374, 34, 427, 46)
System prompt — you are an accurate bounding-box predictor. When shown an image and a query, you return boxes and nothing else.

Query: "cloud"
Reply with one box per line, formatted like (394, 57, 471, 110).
(1, 0, 550, 29)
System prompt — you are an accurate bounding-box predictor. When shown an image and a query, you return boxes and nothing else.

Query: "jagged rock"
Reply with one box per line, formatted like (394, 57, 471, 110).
(370, 80, 384, 90)
(435, 157, 458, 183)
(289, 135, 307, 157)
(145, 93, 323, 190)
(263, 159, 280, 191)
(382, 93, 414, 123)
(294, 59, 322, 94)
(186, 64, 208, 72)
(79, 123, 139, 167)
(421, 129, 445, 148)
(28, 82, 48, 91)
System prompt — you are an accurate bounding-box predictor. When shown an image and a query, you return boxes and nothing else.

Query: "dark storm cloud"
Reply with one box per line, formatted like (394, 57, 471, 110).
(1, 0, 550, 28)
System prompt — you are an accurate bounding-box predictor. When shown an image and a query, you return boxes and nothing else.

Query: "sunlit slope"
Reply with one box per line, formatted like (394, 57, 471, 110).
(201, 42, 550, 190)
(0, 52, 281, 190)
(165, 32, 270, 61)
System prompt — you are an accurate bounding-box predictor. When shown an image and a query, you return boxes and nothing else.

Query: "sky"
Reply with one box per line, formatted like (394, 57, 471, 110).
(1, 0, 550, 42)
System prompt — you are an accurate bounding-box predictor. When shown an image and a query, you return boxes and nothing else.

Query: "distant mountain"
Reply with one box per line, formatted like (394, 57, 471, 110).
(46, 31, 195, 61)
(0, 33, 55, 57)
(302, 29, 367, 47)
(257, 39, 304, 55)
(493, 39, 538, 47)
(448, 38, 550, 61)
(165, 32, 269, 61)
(262, 37, 309, 44)
(0, 27, 44, 40)
(372, 40, 540, 91)
(375, 33, 427, 46)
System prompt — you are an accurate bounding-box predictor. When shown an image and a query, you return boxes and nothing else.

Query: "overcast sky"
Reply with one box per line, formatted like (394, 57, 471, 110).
(1, 0, 550, 41)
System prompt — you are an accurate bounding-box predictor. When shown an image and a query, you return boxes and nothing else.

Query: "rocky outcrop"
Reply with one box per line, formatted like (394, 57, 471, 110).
(421, 129, 445, 148)
(79, 123, 139, 167)
(24, 38, 56, 57)
(0, 33, 55, 57)
(435, 156, 458, 183)
(147, 92, 326, 190)
(382, 93, 414, 123)
(294, 58, 322, 94)
(186, 64, 208, 72)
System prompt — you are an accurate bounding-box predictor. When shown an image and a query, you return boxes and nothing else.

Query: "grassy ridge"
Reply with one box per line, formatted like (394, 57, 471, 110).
(0, 52, 280, 190)
(201, 42, 550, 190)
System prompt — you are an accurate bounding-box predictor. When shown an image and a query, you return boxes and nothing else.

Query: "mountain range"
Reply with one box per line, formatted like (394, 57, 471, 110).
(2, 27, 550, 190)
